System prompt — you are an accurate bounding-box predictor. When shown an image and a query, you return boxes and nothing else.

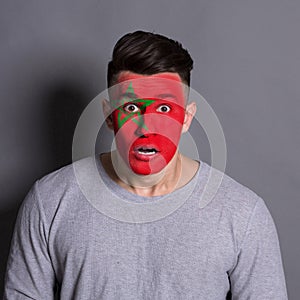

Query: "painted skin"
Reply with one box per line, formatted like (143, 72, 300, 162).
(110, 72, 186, 175)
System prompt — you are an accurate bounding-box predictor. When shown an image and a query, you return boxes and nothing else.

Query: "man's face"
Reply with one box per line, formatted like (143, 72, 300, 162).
(109, 72, 187, 175)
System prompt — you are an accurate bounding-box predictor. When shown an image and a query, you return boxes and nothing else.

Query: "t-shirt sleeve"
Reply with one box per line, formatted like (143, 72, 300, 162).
(3, 181, 56, 300)
(228, 197, 288, 299)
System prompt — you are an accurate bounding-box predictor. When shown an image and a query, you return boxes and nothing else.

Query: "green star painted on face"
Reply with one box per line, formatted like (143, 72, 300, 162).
(112, 83, 155, 130)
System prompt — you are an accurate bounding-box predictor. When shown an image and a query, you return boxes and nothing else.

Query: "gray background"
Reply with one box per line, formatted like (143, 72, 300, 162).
(1, 0, 299, 298)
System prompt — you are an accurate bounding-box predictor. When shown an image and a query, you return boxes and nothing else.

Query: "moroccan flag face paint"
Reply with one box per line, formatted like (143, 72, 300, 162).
(110, 72, 186, 175)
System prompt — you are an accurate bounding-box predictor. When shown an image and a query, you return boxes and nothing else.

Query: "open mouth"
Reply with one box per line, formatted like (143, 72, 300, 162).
(136, 147, 158, 155)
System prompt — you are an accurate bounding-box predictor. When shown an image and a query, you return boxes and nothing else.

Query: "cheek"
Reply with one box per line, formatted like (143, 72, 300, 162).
(111, 110, 138, 153)
(156, 119, 182, 147)
(111, 110, 123, 133)
(111, 109, 140, 131)
(157, 109, 185, 142)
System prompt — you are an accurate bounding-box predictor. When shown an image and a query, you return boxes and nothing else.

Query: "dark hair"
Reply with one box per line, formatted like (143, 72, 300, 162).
(107, 31, 193, 87)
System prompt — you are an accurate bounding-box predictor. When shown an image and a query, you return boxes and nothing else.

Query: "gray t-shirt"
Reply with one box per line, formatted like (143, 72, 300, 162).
(4, 157, 288, 299)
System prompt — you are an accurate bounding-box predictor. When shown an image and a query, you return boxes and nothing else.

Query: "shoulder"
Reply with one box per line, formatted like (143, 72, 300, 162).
(37, 162, 77, 196)
(198, 162, 271, 250)
(200, 162, 262, 213)
(217, 170, 269, 231)
(37, 156, 97, 192)
(29, 156, 97, 223)
(219, 169, 261, 210)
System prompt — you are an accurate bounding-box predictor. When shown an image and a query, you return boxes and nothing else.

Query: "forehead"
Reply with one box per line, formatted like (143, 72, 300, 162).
(112, 71, 186, 105)
(117, 71, 183, 83)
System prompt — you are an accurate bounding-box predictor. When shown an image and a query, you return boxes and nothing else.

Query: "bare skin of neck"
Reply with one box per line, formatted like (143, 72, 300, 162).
(100, 151, 199, 197)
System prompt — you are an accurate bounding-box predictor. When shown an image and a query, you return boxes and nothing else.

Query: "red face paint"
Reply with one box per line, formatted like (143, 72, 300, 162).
(110, 72, 186, 175)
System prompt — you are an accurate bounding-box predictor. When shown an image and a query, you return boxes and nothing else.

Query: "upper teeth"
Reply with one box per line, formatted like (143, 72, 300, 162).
(138, 149, 156, 155)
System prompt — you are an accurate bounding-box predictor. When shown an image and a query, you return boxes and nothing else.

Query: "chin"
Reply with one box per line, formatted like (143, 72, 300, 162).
(129, 163, 165, 176)
(129, 155, 172, 175)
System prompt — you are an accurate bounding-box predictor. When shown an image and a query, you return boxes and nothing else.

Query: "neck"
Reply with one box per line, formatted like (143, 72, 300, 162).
(101, 150, 183, 197)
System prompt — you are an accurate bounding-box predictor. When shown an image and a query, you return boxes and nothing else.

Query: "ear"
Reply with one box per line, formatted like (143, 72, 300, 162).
(102, 99, 114, 130)
(182, 101, 197, 133)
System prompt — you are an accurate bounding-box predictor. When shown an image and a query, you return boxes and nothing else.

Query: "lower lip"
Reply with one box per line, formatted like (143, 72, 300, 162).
(132, 150, 159, 161)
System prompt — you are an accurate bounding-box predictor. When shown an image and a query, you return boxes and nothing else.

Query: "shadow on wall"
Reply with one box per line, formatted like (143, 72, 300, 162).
(0, 79, 96, 297)
(41, 81, 92, 170)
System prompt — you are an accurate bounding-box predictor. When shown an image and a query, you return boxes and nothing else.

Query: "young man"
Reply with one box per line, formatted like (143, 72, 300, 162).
(4, 31, 288, 299)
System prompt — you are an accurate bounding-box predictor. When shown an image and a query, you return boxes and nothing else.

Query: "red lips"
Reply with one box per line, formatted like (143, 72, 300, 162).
(131, 141, 160, 162)
(126, 134, 177, 174)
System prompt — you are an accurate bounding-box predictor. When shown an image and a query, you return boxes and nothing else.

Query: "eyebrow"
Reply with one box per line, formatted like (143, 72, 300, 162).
(120, 92, 138, 99)
(155, 93, 177, 100)
(119, 92, 177, 101)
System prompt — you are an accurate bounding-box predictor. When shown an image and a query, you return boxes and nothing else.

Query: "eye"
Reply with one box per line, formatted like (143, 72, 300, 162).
(157, 104, 171, 113)
(123, 103, 140, 113)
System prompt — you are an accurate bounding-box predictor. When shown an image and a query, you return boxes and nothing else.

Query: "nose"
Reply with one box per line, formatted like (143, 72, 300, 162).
(134, 113, 158, 137)
(134, 114, 148, 137)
